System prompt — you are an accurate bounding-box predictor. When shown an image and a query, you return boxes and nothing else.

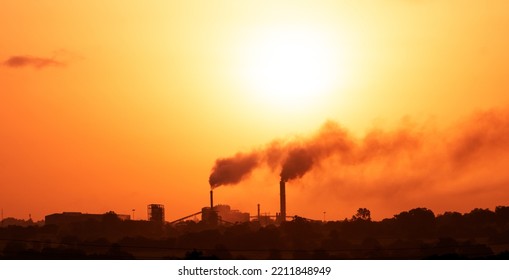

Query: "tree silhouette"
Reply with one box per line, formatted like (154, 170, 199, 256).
(352, 208, 371, 221)
(394, 207, 435, 238)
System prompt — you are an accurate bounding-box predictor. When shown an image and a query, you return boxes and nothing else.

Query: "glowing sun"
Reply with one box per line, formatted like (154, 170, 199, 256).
(240, 25, 339, 111)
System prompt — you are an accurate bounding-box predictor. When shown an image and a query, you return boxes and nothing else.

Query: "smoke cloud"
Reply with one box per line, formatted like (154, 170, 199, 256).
(209, 152, 259, 188)
(280, 148, 314, 182)
(2, 55, 65, 69)
(208, 121, 355, 187)
(208, 107, 509, 205)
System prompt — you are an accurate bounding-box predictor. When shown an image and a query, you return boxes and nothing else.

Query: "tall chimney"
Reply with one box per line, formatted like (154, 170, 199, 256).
(210, 190, 214, 209)
(279, 180, 286, 222)
(257, 204, 260, 221)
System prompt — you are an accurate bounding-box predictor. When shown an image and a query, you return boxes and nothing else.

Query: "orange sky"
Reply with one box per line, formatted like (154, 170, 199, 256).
(1, 1, 509, 221)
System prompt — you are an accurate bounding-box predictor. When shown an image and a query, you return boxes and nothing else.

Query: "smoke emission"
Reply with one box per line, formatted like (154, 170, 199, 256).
(208, 121, 356, 187)
(208, 107, 509, 211)
(209, 152, 259, 188)
(280, 148, 314, 182)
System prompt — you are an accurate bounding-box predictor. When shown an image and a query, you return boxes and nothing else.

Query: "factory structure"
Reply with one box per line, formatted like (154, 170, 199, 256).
(45, 204, 166, 226)
(199, 181, 289, 226)
(148, 204, 165, 224)
(45, 211, 131, 226)
(200, 190, 250, 225)
(44, 180, 291, 227)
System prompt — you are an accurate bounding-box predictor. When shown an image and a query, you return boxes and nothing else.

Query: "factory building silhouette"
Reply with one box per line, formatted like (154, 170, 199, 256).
(200, 190, 250, 225)
(45, 211, 131, 226)
(198, 187, 290, 226)
(148, 204, 165, 224)
(44, 199, 256, 227)
(45, 205, 165, 227)
(43, 176, 293, 227)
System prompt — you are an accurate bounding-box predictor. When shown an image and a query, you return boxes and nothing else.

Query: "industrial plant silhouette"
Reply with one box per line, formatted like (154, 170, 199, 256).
(2, 197, 509, 259)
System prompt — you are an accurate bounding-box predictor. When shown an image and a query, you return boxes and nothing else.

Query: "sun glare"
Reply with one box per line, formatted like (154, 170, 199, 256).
(240, 25, 340, 112)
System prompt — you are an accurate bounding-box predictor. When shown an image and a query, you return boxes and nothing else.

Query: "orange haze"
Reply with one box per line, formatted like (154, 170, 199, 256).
(1, 1, 509, 221)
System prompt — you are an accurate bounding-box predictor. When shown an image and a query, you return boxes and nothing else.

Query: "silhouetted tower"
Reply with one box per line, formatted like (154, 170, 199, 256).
(147, 204, 165, 224)
(210, 190, 214, 209)
(257, 203, 260, 221)
(279, 180, 286, 222)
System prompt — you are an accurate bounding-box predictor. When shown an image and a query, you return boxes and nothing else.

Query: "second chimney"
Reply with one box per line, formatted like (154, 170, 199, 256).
(210, 190, 214, 209)
(280, 180, 286, 222)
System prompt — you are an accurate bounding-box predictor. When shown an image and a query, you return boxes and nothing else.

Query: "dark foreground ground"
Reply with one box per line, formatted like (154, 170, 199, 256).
(2, 206, 509, 259)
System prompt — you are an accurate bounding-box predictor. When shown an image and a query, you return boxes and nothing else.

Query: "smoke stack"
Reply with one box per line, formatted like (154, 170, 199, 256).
(257, 203, 260, 221)
(280, 180, 286, 222)
(210, 190, 214, 209)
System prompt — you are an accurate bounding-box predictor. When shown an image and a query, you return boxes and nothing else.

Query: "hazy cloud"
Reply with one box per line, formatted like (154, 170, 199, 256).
(2, 55, 65, 69)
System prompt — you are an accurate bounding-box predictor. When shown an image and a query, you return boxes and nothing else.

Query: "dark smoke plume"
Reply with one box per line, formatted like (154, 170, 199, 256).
(280, 148, 314, 182)
(278, 122, 355, 181)
(209, 121, 356, 187)
(209, 152, 259, 188)
(208, 107, 509, 191)
(209, 108, 509, 219)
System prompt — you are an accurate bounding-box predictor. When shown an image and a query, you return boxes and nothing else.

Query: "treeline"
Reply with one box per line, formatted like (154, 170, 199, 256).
(1, 206, 509, 259)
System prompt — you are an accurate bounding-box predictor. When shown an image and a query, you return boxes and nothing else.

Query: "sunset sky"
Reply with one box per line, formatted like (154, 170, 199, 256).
(2, 1, 509, 222)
